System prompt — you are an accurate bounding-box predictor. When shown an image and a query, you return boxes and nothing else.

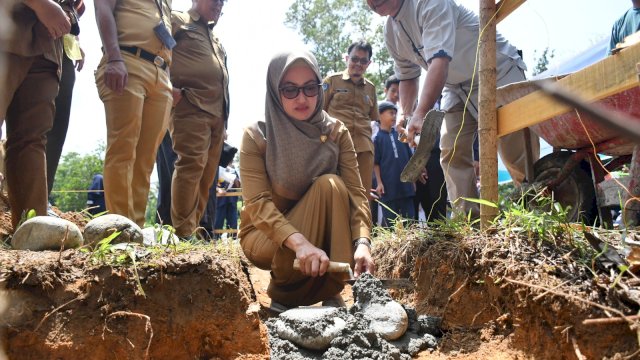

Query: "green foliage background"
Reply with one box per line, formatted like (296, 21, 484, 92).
(50, 143, 105, 212)
(285, 0, 394, 99)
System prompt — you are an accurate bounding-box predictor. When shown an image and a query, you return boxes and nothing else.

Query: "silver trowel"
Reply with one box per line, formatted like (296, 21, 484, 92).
(293, 259, 413, 290)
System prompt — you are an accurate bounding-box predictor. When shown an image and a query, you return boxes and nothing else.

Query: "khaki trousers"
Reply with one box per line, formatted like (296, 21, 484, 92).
(1, 54, 58, 228)
(356, 150, 374, 195)
(95, 54, 171, 226)
(440, 103, 540, 218)
(170, 99, 225, 236)
(241, 174, 353, 306)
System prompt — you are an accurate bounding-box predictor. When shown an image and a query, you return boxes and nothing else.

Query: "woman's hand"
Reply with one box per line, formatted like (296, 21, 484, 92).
(353, 238, 375, 277)
(284, 232, 329, 277)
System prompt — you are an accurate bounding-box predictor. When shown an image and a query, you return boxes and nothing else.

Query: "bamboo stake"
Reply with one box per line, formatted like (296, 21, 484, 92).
(479, 0, 498, 229)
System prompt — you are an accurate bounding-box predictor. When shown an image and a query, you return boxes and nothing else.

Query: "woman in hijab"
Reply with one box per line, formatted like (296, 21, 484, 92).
(239, 49, 375, 308)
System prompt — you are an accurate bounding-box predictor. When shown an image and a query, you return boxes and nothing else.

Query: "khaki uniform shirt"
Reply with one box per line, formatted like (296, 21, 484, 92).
(115, 0, 172, 65)
(322, 71, 379, 154)
(170, 10, 229, 121)
(3, 4, 63, 76)
(238, 121, 371, 248)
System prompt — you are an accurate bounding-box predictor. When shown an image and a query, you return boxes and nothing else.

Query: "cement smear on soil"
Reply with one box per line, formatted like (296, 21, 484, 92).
(267, 273, 440, 359)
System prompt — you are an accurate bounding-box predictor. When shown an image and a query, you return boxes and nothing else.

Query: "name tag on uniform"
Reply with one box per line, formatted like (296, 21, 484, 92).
(180, 24, 199, 31)
(336, 88, 349, 93)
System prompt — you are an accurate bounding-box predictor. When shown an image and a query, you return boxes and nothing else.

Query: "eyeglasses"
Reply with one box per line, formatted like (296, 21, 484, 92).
(349, 56, 370, 65)
(279, 84, 322, 99)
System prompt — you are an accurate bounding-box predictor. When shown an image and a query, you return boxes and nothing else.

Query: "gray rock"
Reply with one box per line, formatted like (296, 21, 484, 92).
(83, 214, 143, 247)
(274, 306, 347, 350)
(142, 227, 179, 246)
(362, 301, 409, 340)
(11, 216, 83, 251)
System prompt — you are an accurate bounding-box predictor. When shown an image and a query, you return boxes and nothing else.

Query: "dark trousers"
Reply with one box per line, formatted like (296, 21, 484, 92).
(2, 54, 59, 228)
(47, 54, 75, 195)
(215, 201, 238, 237)
(414, 147, 447, 222)
(155, 131, 217, 235)
(380, 197, 415, 228)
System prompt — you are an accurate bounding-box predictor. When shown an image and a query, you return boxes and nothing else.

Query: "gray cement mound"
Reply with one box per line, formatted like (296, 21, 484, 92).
(267, 273, 441, 359)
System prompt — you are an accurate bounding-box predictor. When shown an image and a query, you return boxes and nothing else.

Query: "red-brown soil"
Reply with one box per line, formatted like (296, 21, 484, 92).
(0, 248, 269, 359)
(374, 229, 640, 359)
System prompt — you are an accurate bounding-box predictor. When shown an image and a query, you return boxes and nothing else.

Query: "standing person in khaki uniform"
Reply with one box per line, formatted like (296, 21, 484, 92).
(322, 40, 379, 198)
(169, 0, 229, 239)
(239, 50, 374, 308)
(0, 0, 73, 229)
(95, 0, 174, 226)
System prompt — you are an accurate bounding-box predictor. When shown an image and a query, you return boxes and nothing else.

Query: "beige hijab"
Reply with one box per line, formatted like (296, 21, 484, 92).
(263, 50, 339, 200)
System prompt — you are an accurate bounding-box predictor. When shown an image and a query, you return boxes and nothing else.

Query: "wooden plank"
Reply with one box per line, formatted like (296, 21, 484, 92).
(479, 0, 498, 228)
(495, 0, 526, 24)
(497, 40, 640, 137)
(217, 191, 242, 197)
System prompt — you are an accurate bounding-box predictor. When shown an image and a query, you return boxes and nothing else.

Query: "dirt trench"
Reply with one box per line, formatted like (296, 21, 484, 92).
(2, 227, 640, 359)
(0, 249, 269, 359)
(374, 232, 640, 360)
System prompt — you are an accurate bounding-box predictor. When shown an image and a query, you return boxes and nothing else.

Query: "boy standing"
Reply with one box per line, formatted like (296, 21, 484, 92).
(373, 101, 415, 227)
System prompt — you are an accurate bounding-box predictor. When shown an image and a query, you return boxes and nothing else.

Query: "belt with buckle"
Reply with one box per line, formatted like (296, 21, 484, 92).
(119, 45, 167, 70)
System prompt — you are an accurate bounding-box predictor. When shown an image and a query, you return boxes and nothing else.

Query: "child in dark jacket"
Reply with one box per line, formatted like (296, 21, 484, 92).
(373, 101, 415, 227)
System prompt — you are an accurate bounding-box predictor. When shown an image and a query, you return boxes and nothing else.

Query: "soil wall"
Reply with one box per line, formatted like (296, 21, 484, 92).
(0, 249, 269, 359)
(375, 236, 639, 359)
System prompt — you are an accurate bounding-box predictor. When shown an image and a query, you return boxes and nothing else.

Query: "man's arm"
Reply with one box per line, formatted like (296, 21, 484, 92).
(406, 56, 449, 145)
(23, 0, 70, 39)
(95, 0, 128, 94)
(399, 77, 419, 120)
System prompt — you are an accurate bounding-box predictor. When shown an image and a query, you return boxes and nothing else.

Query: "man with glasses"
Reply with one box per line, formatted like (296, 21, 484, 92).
(366, 0, 539, 219)
(167, 0, 229, 240)
(95, 0, 174, 227)
(323, 40, 380, 201)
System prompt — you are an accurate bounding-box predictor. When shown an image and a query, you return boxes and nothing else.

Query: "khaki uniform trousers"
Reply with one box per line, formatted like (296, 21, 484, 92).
(241, 174, 353, 307)
(169, 98, 225, 236)
(96, 54, 172, 226)
(440, 72, 540, 217)
(356, 150, 374, 196)
(1, 54, 58, 228)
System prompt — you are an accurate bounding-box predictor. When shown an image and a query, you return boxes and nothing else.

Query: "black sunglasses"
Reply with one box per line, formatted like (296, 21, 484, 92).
(279, 84, 322, 99)
(350, 56, 370, 65)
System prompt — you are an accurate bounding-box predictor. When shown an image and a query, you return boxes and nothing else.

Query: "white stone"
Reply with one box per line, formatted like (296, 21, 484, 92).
(362, 301, 409, 340)
(142, 227, 179, 246)
(274, 306, 347, 350)
(11, 216, 83, 251)
(83, 214, 143, 247)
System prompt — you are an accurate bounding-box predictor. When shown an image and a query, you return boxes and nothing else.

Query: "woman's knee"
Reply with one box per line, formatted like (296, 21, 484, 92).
(312, 173, 347, 193)
(240, 235, 275, 270)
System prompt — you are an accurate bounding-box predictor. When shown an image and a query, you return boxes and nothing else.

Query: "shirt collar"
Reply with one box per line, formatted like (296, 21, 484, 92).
(393, 0, 409, 20)
(188, 9, 216, 29)
(341, 69, 365, 85)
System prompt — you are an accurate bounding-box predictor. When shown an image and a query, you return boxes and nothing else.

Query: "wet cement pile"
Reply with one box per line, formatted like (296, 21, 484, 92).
(267, 274, 441, 359)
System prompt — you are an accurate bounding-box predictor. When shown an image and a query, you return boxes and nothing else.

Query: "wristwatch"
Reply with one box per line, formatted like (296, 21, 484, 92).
(353, 238, 372, 250)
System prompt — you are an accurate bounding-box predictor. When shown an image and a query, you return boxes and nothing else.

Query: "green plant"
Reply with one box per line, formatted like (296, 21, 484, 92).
(88, 230, 121, 262)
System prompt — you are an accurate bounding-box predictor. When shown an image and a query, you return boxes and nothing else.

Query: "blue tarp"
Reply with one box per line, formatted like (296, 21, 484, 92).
(532, 37, 609, 79)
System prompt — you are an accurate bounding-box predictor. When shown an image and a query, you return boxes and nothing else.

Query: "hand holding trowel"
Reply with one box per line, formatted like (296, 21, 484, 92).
(400, 109, 445, 183)
(293, 259, 412, 289)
